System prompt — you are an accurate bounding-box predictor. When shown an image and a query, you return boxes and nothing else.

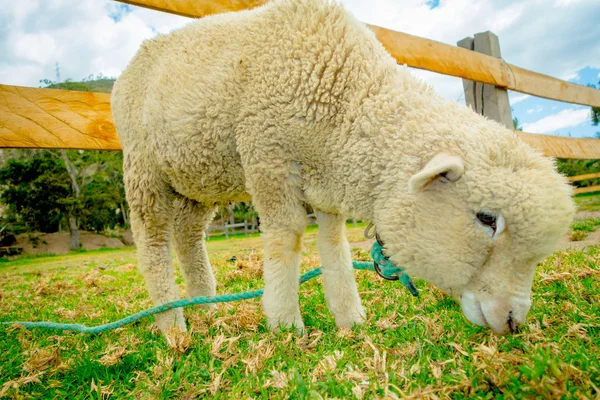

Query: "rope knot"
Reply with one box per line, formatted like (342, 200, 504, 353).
(371, 240, 419, 297)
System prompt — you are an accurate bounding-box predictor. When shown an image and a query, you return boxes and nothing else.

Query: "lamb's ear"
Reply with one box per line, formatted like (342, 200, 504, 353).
(408, 153, 464, 193)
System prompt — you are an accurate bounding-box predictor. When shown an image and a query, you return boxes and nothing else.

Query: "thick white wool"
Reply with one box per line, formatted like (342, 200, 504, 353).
(112, 0, 575, 335)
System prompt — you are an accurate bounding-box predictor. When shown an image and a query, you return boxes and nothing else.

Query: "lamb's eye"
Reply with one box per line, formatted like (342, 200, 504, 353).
(476, 211, 497, 232)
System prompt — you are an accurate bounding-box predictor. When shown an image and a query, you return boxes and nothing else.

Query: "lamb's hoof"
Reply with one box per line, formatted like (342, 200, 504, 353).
(155, 309, 187, 336)
(334, 306, 366, 329)
(267, 315, 305, 335)
(200, 303, 217, 310)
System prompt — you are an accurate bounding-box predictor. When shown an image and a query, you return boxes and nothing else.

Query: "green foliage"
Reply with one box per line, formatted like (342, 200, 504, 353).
(556, 158, 600, 187)
(574, 192, 600, 212)
(233, 202, 257, 223)
(571, 218, 600, 233)
(513, 116, 522, 131)
(67, 149, 127, 232)
(0, 151, 70, 233)
(0, 150, 127, 234)
(40, 74, 115, 94)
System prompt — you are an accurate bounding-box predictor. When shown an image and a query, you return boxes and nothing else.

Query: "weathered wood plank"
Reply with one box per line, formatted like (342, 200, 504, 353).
(457, 31, 513, 129)
(569, 172, 600, 182)
(113, 0, 600, 108)
(117, 0, 265, 18)
(0, 85, 120, 150)
(508, 65, 600, 109)
(574, 185, 600, 195)
(2, 86, 599, 160)
(515, 132, 600, 160)
(368, 25, 511, 89)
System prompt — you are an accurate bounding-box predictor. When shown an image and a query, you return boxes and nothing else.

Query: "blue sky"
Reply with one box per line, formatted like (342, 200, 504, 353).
(1, 0, 599, 138)
(512, 67, 599, 138)
(107, 3, 132, 23)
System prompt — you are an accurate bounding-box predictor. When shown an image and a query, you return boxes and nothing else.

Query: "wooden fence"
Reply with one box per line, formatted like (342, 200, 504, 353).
(1, 0, 599, 193)
(205, 214, 357, 239)
(207, 221, 258, 240)
(569, 173, 600, 195)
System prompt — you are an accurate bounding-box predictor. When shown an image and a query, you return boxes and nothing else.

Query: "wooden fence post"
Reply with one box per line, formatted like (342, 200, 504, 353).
(228, 204, 235, 225)
(457, 31, 513, 129)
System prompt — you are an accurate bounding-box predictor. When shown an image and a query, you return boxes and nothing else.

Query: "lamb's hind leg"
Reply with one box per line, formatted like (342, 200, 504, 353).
(173, 197, 217, 307)
(127, 174, 185, 334)
(317, 211, 365, 328)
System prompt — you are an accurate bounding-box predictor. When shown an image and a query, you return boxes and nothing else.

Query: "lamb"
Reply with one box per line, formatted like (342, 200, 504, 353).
(111, 0, 575, 336)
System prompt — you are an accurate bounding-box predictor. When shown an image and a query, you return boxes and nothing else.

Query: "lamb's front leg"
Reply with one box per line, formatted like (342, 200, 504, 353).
(261, 227, 305, 332)
(317, 211, 366, 328)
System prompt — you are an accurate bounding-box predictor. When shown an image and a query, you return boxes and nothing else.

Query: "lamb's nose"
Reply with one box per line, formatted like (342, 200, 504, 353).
(507, 311, 519, 333)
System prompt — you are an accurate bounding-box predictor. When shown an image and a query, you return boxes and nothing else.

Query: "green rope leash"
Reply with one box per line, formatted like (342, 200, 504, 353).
(1, 243, 417, 334)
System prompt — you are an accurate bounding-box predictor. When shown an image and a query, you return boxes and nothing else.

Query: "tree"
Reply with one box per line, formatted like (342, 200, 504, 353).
(0, 152, 71, 233)
(513, 116, 523, 131)
(0, 149, 128, 245)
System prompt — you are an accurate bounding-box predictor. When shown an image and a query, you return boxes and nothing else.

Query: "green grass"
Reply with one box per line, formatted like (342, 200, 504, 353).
(570, 219, 600, 241)
(574, 192, 600, 212)
(1, 225, 599, 399)
(571, 219, 600, 234)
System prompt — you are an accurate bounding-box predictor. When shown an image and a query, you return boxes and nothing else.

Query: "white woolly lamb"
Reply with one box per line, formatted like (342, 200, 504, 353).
(111, 0, 575, 336)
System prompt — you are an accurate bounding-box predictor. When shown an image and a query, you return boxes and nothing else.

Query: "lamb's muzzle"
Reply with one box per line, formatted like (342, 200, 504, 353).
(460, 291, 531, 335)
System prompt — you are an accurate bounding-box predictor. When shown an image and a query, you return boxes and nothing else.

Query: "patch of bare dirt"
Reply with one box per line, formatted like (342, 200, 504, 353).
(15, 231, 126, 255)
(559, 229, 600, 251)
(350, 240, 372, 253)
(574, 211, 600, 220)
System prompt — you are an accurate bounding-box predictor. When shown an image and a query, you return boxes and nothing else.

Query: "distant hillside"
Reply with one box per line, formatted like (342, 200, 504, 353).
(44, 77, 116, 93)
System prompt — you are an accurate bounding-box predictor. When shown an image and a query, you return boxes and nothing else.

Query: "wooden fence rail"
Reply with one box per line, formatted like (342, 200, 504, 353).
(569, 172, 600, 182)
(574, 186, 600, 195)
(0, 85, 119, 150)
(207, 221, 258, 240)
(569, 172, 600, 195)
(2, 83, 599, 159)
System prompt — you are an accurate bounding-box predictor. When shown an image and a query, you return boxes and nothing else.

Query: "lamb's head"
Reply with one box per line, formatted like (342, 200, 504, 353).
(374, 133, 575, 334)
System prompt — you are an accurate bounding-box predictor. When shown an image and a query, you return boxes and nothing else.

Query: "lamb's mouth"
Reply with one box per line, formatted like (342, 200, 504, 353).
(476, 301, 489, 326)
(460, 291, 490, 327)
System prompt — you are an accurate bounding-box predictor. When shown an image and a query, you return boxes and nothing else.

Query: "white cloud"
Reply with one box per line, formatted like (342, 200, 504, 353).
(509, 93, 531, 105)
(407, 68, 464, 103)
(526, 105, 543, 114)
(554, 0, 585, 6)
(562, 71, 580, 81)
(521, 108, 591, 133)
(0, 1, 188, 86)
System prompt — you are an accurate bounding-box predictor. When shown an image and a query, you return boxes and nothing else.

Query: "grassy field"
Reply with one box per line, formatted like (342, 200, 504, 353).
(574, 192, 600, 212)
(1, 224, 599, 399)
